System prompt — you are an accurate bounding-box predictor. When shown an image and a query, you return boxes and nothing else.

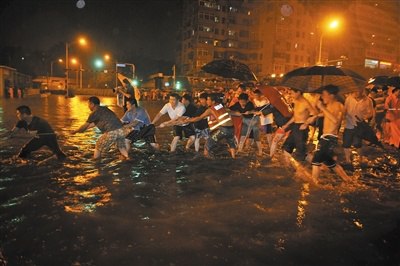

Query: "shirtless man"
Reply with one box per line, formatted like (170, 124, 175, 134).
(311, 85, 352, 184)
(282, 89, 318, 162)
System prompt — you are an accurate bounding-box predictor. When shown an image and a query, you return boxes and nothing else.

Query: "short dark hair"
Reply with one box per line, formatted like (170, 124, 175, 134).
(209, 93, 224, 104)
(199, 92, 208, 99)
(182, 94, 192, 102)
(88, 96, 100, 105)
(253, 89, 262, 95)
(128, 98, 138, 107)
(16, 105, 31, 115)
(238, 93, 249, 101)
(169, 93, 180, 100)
(321, 85, 339, 95)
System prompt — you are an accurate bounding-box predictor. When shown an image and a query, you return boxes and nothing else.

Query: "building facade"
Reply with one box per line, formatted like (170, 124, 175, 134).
(177, 0, 400, 82)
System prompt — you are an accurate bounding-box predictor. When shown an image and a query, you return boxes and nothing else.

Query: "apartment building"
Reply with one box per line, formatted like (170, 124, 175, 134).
(177, 0, 400, 81)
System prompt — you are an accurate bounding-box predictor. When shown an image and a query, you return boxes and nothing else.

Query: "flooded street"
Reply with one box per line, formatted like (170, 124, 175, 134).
(1, 95, 400, 265)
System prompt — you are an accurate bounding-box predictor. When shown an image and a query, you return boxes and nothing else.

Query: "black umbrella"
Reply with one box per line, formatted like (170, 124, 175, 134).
(387, 76, 400, 87)
(355, 116, 383, 148)
(280, 65, 366, 93)
(125, 124, 156, 143)
(201, 59, 258, 81)
(367, 75, 389, 86)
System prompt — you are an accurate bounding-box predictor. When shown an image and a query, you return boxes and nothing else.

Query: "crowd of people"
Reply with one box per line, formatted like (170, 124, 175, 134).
(8, 81, 400, 186)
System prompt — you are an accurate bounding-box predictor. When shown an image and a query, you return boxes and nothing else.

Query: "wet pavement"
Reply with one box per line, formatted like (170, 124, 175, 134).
(0, 95, 400, 265)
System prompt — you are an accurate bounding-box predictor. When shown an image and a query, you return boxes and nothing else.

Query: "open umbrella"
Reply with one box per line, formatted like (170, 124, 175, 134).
(355, 117, 383, 148)
(125, 124, 156, 143)
(256, 85, 293, 118)
(280, 65, 366, 94)
(367, 76, 389, 86)
(201, 59, 258, 82)
(387, 76, 400, 87)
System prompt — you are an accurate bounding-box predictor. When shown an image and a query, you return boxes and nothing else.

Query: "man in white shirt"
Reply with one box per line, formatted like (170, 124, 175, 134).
(253, 89, 274, 149)
(152, 93, 186, 152)
(343, 87, 374, 164)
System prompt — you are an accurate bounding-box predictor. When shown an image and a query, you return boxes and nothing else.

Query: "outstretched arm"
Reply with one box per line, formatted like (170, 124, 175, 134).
(71, 122, 95, 134)
(151, 112, 163, 125)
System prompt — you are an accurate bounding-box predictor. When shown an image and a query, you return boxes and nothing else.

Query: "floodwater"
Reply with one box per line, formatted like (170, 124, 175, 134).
(0, 95, 399, 266)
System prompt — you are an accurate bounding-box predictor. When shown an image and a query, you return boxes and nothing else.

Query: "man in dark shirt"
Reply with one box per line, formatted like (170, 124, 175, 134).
(230, 93, 262, 155)
(11, 105, 66, 160)
(72, 96, 129, 160)
(177, 94, 197, 151)
(194, 93, 210, 153)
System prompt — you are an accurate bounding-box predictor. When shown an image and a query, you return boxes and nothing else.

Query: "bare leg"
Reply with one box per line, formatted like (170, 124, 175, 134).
(237, 136, 246, 152)
(118, 146, 129, 159)
(311, 165, 320, 184)
(170, 136, 180, 152)
(332, 164, 352, 182)
(229, 148, 236, 159)
(344, 148, 352, 163)
(194, 138, 200, 152)
(125, 139, 131, 151)
(256, 141, 263, 156)
(150, 143, 160, 150)
(270, 132, 285, 157)
(266, 133, 273, 149)
(93, 149, 101, 159)
(185, 135, 195, 150)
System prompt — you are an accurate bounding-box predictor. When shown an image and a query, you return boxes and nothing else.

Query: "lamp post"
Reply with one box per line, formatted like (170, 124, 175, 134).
(50, 58, 63, 78)
(65, 37, 87, 96)
(71, 58, 83, 90)
(317, 20, 339, 65)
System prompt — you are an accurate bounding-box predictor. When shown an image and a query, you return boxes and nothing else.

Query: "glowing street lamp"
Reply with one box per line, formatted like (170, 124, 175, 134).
(65, 37, 87, 96)
(71, 58, 83, 90)
(317, 19, 340, 65)
(50, 58, 63, 77)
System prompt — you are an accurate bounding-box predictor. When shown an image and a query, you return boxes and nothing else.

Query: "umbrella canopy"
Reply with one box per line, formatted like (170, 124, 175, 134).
(355, 119, 383, 148)
(125, 124, 156, 143)
(257, 85, 293, 118)
(280, 65, 366, 94)
(387, 76, 400, 87)
(201, 59, 258, 82)
(367, 75, 389, 86)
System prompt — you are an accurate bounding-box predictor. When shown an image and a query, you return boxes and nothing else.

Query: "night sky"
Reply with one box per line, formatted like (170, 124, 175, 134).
(0, 0, 181, 77)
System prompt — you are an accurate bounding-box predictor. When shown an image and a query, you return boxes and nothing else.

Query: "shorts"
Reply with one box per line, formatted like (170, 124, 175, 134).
(241, 117, 260, 141)
(261, 124, 273, 134)
(96, 128, 126, 153)
(206, 126, 236, 151)
(195, 128, 210, 139)
(342, 128, 362, 148)
(282, 123, 309, 158)
(174, 124, 195, 139)
(312, 134, 338, 168)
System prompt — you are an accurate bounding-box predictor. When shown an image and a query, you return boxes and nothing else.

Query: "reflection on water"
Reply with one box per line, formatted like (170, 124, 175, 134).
(0, 95, 400, 265)
(296, 183, 309, 228)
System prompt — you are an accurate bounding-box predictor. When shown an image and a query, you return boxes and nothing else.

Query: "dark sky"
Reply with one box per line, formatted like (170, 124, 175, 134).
(0, 0, 181, 76)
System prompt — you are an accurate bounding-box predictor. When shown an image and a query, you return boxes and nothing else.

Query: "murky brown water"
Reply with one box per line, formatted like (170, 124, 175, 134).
(0, 95, 400, 265)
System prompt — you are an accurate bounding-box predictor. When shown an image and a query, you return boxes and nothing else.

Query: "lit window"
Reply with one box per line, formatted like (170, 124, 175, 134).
(379, 61, 392, 69)
(365, 59, 378, 68)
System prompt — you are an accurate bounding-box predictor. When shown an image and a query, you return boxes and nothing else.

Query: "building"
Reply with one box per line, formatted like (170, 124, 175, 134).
(338, 1, 400, 77)
(177, 0, 400, 83)
(0, 65, 32, 98)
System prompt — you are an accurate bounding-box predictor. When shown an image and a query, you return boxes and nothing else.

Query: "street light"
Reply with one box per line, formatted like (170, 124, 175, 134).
(317, 19, 340, 65)
(71, 58, 83, 90)
(50, 58, 63, 77)
(65, 37, 87, 96)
